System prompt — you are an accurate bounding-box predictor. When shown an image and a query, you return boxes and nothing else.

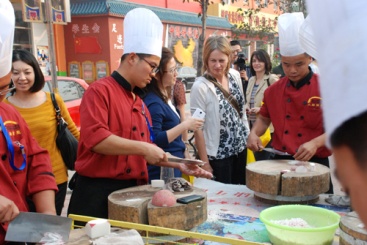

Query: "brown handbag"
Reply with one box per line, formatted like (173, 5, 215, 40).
(203, 73, 241, 116)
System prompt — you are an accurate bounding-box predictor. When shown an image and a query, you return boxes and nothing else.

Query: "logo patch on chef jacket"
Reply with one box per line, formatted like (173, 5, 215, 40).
(0, 120, 21, 137)
(307, 96, 322, 107)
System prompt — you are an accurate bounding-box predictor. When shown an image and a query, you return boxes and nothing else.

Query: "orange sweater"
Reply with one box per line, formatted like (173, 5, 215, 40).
(5, 92, 80, 185)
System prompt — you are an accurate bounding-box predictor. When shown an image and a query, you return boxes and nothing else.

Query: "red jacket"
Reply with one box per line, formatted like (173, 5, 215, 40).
(0, 103, 57, 243)
(260, 73, 331, 158)
(75, 75, 152, 183)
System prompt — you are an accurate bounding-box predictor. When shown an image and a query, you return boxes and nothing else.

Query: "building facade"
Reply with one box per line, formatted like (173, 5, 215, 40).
(10, 0, 280, 81)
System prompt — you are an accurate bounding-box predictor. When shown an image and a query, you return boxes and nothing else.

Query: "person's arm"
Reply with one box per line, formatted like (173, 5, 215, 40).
(173, 80, 188, 141)
(166, 117, 203, 143)
(32, 190, 56, 215)
(293, 133, 327, 161)
(194, 129, 213, 173)
(0, 195, 19, 223)
(246, 115, 271, 151)
(176, 103, 188, 141)
(93, 135, 167, 165)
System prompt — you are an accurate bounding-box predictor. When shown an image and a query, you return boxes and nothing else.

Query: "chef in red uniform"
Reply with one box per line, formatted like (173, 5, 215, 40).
(0, 1, 58, 242)
(68, 8, 212, 220)
(247, 12, 333, 194)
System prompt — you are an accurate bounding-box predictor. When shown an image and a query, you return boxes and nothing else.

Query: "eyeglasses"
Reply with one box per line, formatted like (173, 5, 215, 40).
(0, 80, 15, 96)
(140, 58, 160, 74)
(163, 66, 178, 74)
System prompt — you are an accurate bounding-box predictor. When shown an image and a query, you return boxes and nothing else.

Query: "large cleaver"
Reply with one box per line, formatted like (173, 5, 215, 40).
(5, 212, 72, 243)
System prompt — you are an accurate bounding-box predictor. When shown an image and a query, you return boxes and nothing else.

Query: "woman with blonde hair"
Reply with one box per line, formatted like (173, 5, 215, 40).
(190, 36, 250, 184)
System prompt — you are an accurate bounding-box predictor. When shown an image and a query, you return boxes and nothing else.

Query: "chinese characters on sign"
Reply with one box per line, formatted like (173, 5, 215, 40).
(168, 25, 200, 40)
(72, 23, 100, 34)
(111, 23, 123, 50)
(168, 25, 199, 68)
(221, 10, 277, 28)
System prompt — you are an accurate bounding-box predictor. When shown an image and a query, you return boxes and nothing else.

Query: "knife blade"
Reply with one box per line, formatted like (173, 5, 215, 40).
(5, 212, 72, 243)
(167, 157, 205, 166)
(262, 148, 291, 156)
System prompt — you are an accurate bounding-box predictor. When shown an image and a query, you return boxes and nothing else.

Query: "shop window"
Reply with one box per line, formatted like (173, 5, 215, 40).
(13, 4, 33, 51)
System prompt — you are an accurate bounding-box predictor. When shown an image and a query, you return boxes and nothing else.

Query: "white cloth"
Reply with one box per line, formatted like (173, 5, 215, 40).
(0, 0, 15, 77)
(299, 15, 318, 59)
(307, 0, 367, 145)
(190, 69, 249, 156)
(167, 99, 180, 118)
(123, 8, 163, 58)
(278, 12, 305, 56)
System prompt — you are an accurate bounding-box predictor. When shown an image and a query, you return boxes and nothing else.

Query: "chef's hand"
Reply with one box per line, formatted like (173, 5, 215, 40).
(179, 163, 213, 179)
(0, 195, 19, 223)
(249, 107, 260, 115)
(144, 143, 167, 165)
(247, 132, 264, 152)
(293, 141, 317, 161)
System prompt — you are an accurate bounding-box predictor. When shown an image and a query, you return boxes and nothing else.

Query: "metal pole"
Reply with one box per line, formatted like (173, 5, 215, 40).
(45, 0, 58, 92)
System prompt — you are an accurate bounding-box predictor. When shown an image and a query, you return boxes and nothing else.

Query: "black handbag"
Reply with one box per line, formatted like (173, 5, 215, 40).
(51, 93, 78, 170)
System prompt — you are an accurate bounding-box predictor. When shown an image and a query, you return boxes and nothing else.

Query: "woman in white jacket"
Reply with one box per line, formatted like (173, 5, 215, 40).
(190, 36, 250, 185)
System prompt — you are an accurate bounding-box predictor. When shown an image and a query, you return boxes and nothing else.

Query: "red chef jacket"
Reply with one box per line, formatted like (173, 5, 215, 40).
(260, 72, 331, 158)
(0, 103, 57, 243)
(75, 71, 152, 183)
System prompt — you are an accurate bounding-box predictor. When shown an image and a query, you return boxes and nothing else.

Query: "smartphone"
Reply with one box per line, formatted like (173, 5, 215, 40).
(192, 108, 205, 119)
(177, 194, 205, 204)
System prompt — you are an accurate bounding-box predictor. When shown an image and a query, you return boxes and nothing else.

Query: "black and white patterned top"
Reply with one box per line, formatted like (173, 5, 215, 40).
(209, 75, 248, 160)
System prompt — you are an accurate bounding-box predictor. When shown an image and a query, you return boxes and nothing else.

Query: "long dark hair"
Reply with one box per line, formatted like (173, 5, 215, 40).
(145, 47, 175, 103)
(250, 49, 272, 76)
(12, 49, 45, 93)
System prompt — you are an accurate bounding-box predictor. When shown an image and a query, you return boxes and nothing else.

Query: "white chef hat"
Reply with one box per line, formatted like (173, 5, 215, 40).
(123, 8, 163, 58)
(278, 12, 305, 57)
(307, 0, 367, 145)
(299, 15, 318, 59)
(0, 0, 15, 78)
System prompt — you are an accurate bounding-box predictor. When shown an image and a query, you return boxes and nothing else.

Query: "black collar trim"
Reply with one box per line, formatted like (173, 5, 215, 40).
(289, 69, 313, 89)
(111, 71, 145, 98)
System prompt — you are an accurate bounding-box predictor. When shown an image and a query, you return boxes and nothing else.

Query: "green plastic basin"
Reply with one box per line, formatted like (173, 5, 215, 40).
(260, 205, 340, 245)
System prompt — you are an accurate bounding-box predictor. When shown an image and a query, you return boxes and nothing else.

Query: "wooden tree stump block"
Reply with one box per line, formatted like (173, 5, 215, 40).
(246, 160, 330, 204)
(108, 185, 207, 230)
(340, 211, 367, 245)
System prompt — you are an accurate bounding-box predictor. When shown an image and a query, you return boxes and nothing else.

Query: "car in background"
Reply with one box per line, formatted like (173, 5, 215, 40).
(43, 76, 89, 129)
(177, 66, 197, 91)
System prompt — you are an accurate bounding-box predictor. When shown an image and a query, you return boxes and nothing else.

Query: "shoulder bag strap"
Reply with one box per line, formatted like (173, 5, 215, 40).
(266, 78, 270, 87)
(50, 92, 62, 122)
(203, 74, 241, 116)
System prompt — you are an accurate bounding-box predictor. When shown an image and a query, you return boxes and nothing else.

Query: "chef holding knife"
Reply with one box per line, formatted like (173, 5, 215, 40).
(67, 8, 212, 221)
(0, 1, 58, 243)
(246, 12, 333, 194)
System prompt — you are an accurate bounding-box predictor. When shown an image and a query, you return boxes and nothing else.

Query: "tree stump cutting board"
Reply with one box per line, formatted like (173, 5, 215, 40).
(108, 185, 207, 231)
(340, 211, 367, 245)
(246, 160, 330, 204)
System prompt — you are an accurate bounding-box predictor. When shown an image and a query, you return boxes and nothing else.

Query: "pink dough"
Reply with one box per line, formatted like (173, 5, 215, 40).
(151, 190, 176, 207)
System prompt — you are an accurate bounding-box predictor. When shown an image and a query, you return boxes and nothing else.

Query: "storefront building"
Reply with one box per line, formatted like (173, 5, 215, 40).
(10, 0, 280, 82)
(63, 0, 232, 82)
